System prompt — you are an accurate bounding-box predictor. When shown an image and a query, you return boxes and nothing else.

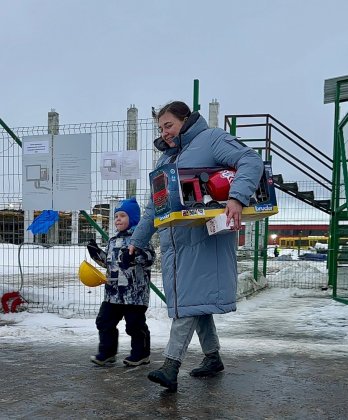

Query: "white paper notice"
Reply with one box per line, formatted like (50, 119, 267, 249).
(22, 133, 91, 211)
(100, 151, 140, 180)
(23, 140, 50, 155)
(22, 135, 53, 210)
(53, 134, 91, 211)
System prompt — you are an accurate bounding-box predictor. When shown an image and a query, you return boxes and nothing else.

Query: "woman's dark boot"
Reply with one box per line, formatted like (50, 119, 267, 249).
(148, 358, 181, 392)
(190, 351, 224, 377)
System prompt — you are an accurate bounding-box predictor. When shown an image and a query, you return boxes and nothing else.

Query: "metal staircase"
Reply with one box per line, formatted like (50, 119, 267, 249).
(272, 174, 331, 214)
(224, 114, 333, 214)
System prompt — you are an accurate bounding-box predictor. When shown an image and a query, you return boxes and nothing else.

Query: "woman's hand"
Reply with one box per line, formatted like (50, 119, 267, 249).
(224, 199, 242, 230)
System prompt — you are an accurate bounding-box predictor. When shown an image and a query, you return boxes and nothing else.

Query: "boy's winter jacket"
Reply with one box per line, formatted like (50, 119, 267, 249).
(89, 229, 155, 306)
(130, 112, 264, 319)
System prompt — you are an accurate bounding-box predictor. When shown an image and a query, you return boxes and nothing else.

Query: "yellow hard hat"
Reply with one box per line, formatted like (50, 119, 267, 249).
(78, 261, 107, 287)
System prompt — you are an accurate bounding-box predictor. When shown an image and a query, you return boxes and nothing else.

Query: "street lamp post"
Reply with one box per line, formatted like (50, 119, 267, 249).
(298, 230, 302, 257)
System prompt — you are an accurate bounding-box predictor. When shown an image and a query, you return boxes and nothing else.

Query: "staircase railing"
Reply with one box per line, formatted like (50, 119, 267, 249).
(224, 114, 333, 214)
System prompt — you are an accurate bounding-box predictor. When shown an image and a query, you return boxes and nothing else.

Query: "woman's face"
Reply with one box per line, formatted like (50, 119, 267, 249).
(158, 112, 185, 148)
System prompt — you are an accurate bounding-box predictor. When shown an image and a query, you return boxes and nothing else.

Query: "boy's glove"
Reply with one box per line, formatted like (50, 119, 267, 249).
(118, 248, 136, 270)
(87, 239, 106, 268)
(87, 238, 98, 248)
(133, 249, 148, 265)
(87, 239, 100, 257)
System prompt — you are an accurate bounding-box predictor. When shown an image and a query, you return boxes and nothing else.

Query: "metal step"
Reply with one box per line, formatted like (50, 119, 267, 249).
(272, 173, 332, 214)
(282, 182, 299, 193)
(298, 191, 315, 201)
(273, 174, 284, 185)
(313, 199, 331, 210)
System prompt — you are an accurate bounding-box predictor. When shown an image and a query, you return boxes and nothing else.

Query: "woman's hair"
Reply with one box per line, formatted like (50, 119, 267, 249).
(157, 101, 191, 121)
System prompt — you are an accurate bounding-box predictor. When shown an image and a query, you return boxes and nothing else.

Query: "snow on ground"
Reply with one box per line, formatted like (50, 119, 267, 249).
(1, 288, 347, 359)
(0, 244, 347, 359)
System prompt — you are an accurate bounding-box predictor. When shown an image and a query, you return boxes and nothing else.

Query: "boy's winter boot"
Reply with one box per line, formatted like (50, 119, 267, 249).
(124, 329, 151, 366)
(147, 358, 181, 392)
(189, 351, 224, 377)
(90, 354, 116, 366)
(123, 354, 150, 367)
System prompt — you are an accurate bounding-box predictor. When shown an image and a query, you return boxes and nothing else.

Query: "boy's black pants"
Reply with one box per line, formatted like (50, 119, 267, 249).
(95, 301, 150, 358)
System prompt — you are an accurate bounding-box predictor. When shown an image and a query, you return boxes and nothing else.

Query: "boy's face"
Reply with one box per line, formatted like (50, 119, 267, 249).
(114, 211, 130, 232)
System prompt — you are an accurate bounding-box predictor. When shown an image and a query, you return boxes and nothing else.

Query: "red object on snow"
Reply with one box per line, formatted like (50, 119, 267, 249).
(1, 291, 25, 313)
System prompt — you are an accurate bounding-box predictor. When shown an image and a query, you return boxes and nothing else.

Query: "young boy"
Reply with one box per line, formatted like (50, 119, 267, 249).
(87, 197, 155, 367)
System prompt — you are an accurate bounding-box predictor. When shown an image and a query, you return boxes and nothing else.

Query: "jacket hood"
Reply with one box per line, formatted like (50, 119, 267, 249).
(153, 112, 207, 153)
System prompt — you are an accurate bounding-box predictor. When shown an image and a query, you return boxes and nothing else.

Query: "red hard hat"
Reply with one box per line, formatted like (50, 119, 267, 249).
(206, 169, 236, 201)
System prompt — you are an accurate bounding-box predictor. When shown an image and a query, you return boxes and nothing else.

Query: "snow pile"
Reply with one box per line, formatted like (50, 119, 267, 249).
(268, 261, 328, 288)
(237, 270, 268, 298)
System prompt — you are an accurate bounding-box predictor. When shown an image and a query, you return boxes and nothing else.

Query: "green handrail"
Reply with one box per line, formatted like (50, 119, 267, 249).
(0, 118, 22, 147)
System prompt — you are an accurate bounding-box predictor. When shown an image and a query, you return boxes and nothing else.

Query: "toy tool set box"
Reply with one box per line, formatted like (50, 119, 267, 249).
(149, 162, 278, 228)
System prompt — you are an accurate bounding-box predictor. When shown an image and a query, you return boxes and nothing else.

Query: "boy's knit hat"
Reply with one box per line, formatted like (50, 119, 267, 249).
(114, 197, 140, 228)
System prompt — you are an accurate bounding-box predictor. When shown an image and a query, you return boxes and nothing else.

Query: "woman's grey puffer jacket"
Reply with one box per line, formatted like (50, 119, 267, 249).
(130, 112, 264, 319)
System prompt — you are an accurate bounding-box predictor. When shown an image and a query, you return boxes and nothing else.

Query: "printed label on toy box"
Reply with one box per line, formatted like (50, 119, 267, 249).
(159, 214, 170, 221)
(182, 209, 206, 217)
(255, 204, 274, 212)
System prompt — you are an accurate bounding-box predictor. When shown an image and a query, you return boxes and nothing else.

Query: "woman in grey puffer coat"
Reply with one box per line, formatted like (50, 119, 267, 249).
(129, 101, 263, 392)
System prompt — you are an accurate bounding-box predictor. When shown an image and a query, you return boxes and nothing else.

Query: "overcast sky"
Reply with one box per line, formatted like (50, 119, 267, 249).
(2, 0, 348, 157)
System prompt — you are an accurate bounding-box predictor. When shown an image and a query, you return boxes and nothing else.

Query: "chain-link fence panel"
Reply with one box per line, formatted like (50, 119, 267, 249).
(1, 120, 333, 314)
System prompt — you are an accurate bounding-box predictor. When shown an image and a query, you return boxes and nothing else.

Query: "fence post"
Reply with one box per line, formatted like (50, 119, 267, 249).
(47, 110, 59, 244)
(71, 211, 79, 245)
(254, 221, 260, 280)
(126, 105, 138, 199)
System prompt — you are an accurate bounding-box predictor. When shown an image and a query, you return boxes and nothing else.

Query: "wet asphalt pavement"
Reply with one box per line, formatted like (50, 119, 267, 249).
(0, 343, 348, 419)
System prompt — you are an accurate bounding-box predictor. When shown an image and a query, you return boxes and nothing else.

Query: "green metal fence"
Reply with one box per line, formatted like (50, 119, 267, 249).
(0, 118, 165, 315)
(324, 75, 348, 304)
(0, 117, 335, 315)
(333, 111, 348, 303)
